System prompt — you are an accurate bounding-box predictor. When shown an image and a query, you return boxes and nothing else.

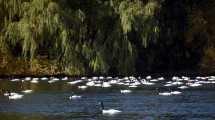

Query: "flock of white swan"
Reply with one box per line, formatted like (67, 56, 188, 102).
(1, 75, 215, 115)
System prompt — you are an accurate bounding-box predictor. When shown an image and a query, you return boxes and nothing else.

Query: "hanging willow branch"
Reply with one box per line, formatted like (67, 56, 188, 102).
(0, 0, 161, 75)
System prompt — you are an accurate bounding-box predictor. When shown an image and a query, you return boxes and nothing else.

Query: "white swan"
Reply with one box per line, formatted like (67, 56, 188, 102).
(22, 90, 33, 94)
(8, 93, 24, 100)
(31, 79, 39, 83)
(156, 88, 172, 96)
(146, 76, 152, 80)
(69, 95, 81, 100)
(92, 77, 98, 80)
(171, 91, 182, 95)
(48, 78, 59, 83)
(117, 82, 124, 85)
(188, 83, 202, 87)
(100, 101, 121, 115)
(142, 81, 155, 85)
(94, 84, 102, 87)
(150, 79, 159, 82)
(110, 80, 118, 84)
(178, 86, 188, 89)
(25, 77, 32, 81)
(159, 92, 172, 96)
(132, 81, 141, 86)
(11, 79, 20, 82)
(4, 92, 16, 96)
(48, 80, 56, 83)
(158, 77, 165, 81)
(78, 85, 87, 89)
(208, 78, 215, 81)
(81, 77, 87, 80)
(102, 82, 111, 88)
(62, 77, 68, 81)
(120, 90, 131, 94)
(171, 81, 183, 85)
(210, 81, 215, 84)
(172, 76, 179, 80)
(86, 81, 95, 86)
(67, 80, 83, 85)
(32, 78, 39, 81)
(52, 78, 60, 81)
(99, 76, 104, 80)
(106, 76, 113, 79)
(41, 77, 48, 81)
(102, 109, 121, 115)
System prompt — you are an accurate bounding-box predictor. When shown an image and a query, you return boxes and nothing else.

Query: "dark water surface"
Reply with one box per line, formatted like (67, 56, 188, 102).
(0, 77, 215, 120)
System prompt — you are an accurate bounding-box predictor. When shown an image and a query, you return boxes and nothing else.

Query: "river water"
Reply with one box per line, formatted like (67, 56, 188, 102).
(0, 76, 215, 120)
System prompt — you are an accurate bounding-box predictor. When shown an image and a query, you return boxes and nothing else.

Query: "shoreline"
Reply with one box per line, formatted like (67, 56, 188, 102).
(0, 70, 214, 79)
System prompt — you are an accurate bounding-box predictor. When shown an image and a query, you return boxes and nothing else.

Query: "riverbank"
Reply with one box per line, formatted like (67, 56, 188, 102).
(0, 69, 214, 79)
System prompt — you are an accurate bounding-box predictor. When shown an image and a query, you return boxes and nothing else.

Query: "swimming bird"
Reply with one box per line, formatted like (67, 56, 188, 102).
(102, 82, 111, 88)
(48, 78, 59, 83)
(22, 90, 33, 94)
(41, 77, 48, 81)
(25, 77, 32, 81)
(187, 82, 202, 87)
(92, 77, 98, 80)
(7, 92, 24, 100)
(129, 85, 138, 88)
(150, 79, 159, 82)
(69, 95, 82, 100)
(158, 92, 172, 96)
(171, 91, 182, 95)
(156, 88, 172, 96)
(67, 80, 83, 85)
(99, 76, 104, 80)
(32, 78, 39, 81)
(141, 80, 155, 85)
(11, 78, 20, 82)
(94, 84, 102, 87)
(146, 76, 152, 80)
(99, 101, 121, 115)
(106, 76, 113, 79)
(78, 85, 88, 90)
(120, 90, 131, 94)
(81, 77, 87, 80)
(178, 86, 188, 89)
(3, 90, 12, 96)
(62, 77, 68, 81)
(110, 80, 118, 84)
(86, 81, 95, 86)
(171, 81, 184, 85)
(158, 77, 165, 81)
(31, 79, 39, 83)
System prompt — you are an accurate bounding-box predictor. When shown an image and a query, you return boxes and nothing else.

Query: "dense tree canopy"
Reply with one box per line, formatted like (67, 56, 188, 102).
(0, 0, 214, 75)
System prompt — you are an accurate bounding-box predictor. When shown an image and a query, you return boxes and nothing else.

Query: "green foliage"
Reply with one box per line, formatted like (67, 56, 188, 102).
(3, 0, 214, 75)
(117, 0, 160, 47)
(0, 0, 161, 75)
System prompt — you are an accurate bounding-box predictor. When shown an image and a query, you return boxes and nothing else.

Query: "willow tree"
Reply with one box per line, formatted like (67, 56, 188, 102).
(107, 0, 161, 74)
(80, 0, 161, 74)
(0, 0, 162, 75)
(0, 0, 86, 74)
(111, 0, 160, 47)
